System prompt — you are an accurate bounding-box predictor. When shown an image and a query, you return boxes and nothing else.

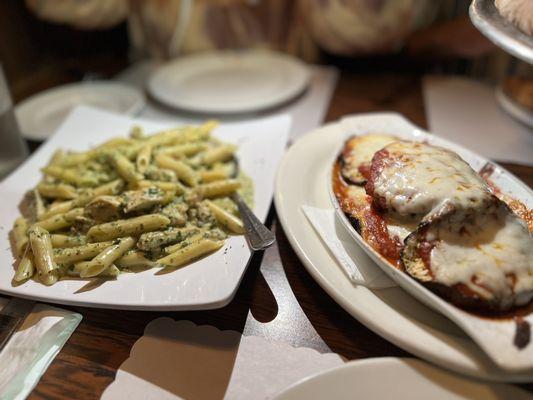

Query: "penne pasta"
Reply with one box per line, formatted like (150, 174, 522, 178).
(144, 129, 183, 147)
(163, 231, 205, 254)
(64, 207, 84, 222)
(195, 180, 240, 198)
(53, 241, 114, 264)
(80, 237, 136, 277)
(111, 152, 142, 184)
(14, 249, 35, 282)
(196, 120, 218, 137)
(33, 214, 71, 232)
(9, 119, 253, 286)
(199, 169, 228, 183)
(38, 200, 74, 221)
(157, 238, 223, 267)
(33, 188, 46, 219)
(206, 200, 244, 234)
(97, 137, 134, 150)
(87, 214, 171, 242)
(158, 143, 206, 157)
(50, 234, 87, 248)
(48, 149, 66, 166)
(54, 151, 93, 167)
(28, 226, 59, 285)
(115, 250, 156, 269)
(136, 180, 186, 194)
(37, 183, 78, 199)
(130, 125, 144, 139)
(94, 179, 125, 197)
(202, 145, 236, 166)
(41, 166, 80, 186)
(136, 144, 152, 173)
(12, 217, 29, 257)
(73, 261, 120, 278)
(155, 154, 198, 187)
(137, 226, 200, 251)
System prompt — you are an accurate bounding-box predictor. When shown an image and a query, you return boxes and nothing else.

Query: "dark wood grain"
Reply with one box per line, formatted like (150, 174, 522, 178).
(24, 72, 533, 400)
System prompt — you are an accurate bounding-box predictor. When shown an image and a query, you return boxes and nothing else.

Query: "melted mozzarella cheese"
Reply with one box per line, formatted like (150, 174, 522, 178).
(429, 206, 533, 307)
(342, 134, 396, 183)
(372, 142, 491, 219)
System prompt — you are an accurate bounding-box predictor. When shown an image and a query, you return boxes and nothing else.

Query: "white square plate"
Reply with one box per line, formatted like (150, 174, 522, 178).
(0, 106, 291, 310)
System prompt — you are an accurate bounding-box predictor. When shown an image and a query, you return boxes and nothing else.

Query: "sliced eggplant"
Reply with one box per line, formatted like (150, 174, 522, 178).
(401, 203, 533, 311)
(339, 134, 396, 185)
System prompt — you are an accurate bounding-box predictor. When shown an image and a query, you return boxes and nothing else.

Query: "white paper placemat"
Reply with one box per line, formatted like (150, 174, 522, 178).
(101, 319, 344, 400)
(423, 75, 533, 166)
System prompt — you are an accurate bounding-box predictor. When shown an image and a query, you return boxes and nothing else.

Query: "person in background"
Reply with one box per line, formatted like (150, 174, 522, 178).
(25, 0, 438, 62)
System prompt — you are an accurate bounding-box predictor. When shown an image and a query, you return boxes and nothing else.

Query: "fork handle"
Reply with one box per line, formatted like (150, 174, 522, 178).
(231, 193, 275, 251)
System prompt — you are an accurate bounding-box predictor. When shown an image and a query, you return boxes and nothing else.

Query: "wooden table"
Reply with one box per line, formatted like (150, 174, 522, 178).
(27, 73, 533, 399)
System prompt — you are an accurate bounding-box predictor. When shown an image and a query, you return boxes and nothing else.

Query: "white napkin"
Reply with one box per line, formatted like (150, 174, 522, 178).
(0, 298, 82, 400)
(301, 206, 396, 289)
(102, 318, 344, 400)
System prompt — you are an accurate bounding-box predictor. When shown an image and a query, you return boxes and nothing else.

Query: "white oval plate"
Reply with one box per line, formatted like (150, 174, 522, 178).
(148, 50, 310, 114)
(274, 358, 532, 400)
(274, 113, 533, 381)
(0, 106, 290, 311)
(15, 82, 145, 141)
(329, 115, 533, 371)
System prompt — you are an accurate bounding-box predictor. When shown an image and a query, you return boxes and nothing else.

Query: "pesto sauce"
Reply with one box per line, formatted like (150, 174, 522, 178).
(237, 171, 254, 209)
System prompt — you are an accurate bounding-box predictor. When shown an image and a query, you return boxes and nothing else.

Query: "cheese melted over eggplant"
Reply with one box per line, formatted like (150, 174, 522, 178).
(369, 142, 492, 221)
(335, 135, 533, 311)
(404, 204, 533, 310)
(340, 134, 396, 185)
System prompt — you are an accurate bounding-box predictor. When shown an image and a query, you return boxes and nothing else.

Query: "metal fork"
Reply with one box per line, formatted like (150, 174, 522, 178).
(231, 192, 275, 251)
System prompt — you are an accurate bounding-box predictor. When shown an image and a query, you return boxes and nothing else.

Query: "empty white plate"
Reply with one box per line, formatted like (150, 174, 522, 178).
(148, 50, 311, 114)
(15, 81, 145, 141)
(274, 358, 532, 400)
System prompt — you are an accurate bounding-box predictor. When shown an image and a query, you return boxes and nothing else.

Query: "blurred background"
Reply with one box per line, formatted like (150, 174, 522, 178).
(2, 0, 530, 93)
(0, 0, 531, 164)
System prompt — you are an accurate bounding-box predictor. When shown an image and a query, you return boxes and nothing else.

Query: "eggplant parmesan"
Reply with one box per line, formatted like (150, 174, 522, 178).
(333, 135, 533, 312)
(339, 134, 396, 185)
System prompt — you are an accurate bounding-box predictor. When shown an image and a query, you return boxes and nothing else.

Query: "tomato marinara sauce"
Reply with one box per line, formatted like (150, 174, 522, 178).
(332, 161, 403, 269)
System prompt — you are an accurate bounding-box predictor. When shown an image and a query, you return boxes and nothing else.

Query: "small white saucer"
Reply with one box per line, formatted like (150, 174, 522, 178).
(15, 81, 145, 141)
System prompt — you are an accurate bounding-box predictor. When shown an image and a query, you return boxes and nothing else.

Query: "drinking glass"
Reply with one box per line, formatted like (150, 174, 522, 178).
(0, 65, 28, 180)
